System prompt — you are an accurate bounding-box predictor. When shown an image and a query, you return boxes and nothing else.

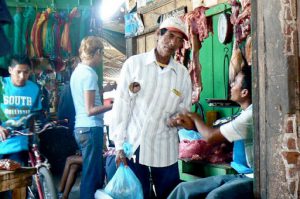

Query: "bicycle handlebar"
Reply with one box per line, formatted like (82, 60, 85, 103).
(3, 112, 42, 129)
(7, 119, 69, 137)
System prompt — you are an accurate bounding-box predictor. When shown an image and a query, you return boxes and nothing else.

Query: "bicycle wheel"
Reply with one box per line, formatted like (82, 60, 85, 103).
(38, 166, 58, 199)
(28, 166, 58, 199)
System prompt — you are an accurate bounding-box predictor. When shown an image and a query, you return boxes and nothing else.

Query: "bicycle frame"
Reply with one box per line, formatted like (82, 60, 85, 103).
(4, 114, 67, 199)
(28, 139, 52, 199)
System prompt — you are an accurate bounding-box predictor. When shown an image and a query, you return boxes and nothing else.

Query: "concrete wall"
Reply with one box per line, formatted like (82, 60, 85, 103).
(253, 0, 300, 198)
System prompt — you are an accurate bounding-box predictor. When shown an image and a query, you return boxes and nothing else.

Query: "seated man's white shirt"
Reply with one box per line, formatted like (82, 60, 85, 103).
(220, 105, 253, 169)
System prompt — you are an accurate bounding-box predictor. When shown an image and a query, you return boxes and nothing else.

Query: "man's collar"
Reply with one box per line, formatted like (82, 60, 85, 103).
(246, 104, 253, 110)
(145, 49, 178, 72)
(145, 49, 157, 65)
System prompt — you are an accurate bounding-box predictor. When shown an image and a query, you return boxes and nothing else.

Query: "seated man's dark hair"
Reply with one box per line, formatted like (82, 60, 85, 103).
(240, 66, 252, 96)
(10, 54, 31, 68)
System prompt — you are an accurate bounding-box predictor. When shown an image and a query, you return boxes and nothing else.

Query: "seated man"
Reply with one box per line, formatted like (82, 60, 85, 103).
(168, 66, 254, 199)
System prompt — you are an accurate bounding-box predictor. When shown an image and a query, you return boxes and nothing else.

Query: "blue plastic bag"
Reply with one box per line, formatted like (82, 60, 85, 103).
(104, 163, 143, 199)
(178, 129, 202, 142)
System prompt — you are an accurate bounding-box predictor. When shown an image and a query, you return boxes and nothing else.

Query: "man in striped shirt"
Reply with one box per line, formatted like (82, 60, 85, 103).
(111, 16, 192, 199)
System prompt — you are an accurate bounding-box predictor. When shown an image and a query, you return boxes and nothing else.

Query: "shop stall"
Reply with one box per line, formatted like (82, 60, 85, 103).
(125, 0, 252, 181)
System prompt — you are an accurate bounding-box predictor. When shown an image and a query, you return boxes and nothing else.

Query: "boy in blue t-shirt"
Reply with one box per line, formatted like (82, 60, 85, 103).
(0, 55, 42, 166)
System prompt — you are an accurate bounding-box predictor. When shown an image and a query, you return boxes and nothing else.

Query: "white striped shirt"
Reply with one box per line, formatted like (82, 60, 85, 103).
(111, 49, 192, 167)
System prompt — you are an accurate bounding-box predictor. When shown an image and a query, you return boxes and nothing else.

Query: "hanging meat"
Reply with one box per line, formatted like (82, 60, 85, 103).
(245, 36, 252, 66)
(228, 0, 251, 82)
(188, 33, 202, 104)
(230, 0, 251, 45)
(174, 40, 190, 67)
(184, 6, 213, 104)
(229, 40, 244, 83)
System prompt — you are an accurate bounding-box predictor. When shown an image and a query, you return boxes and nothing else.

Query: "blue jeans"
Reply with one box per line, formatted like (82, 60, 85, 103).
(74, 127, 104, 199)
(167, 174, 254, 199)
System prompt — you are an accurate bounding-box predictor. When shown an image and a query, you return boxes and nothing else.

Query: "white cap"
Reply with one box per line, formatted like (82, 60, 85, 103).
(159, 16, 188, 40)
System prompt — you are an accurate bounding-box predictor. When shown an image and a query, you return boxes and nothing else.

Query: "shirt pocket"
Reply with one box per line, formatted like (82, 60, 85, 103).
(170, 89, 182, 105)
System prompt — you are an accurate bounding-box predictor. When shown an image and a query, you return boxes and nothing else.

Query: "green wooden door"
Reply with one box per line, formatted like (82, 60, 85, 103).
(195, 4, 240, 122)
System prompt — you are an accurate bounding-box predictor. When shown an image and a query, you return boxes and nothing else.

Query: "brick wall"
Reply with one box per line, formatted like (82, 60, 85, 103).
(281, 114, 300, 198)
(279, 0, 298, 56)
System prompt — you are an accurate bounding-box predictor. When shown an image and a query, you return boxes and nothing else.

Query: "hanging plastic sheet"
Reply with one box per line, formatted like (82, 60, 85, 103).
(0, 26, 11, 67)
(13, 9, 22, 55)
(22, 6, 36, 55)
(69, 11, 81, 56)
(0, 0, 13, 57)
(79, 8, 91, 41)
(124, 12, 144, 37)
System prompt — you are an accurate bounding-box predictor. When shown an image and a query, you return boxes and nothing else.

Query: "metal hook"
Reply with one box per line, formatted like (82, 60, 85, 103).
(224, 47, 229, 55)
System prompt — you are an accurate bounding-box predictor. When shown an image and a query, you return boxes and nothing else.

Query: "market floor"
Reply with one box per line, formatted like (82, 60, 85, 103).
(53, 173, 81, 199)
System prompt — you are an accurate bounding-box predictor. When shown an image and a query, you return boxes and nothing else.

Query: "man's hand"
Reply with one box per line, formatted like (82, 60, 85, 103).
(167, 112, 202, 130)
(115, 150, 128, 167)
(0, 126, 9, 141)
(104, 98, 114, 106)
(167, 113, 195, 130)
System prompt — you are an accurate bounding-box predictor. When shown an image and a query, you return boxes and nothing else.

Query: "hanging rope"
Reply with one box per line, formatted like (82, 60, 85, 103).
(53, 11, 65, 59)
(34, 9, 48, 57)
(30, 12, 41, 58)
(45, 12, 55, 57)
(42, 8, 51, 56)
(61, 7, 79, 54)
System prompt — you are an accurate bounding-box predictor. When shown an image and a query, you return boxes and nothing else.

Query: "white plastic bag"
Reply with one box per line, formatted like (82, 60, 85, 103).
(95, 189, 113, 199)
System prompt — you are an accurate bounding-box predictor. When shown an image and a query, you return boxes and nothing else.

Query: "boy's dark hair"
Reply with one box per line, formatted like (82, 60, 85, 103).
(10, 55, 31, 68)
(240, 66, 252, 97)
